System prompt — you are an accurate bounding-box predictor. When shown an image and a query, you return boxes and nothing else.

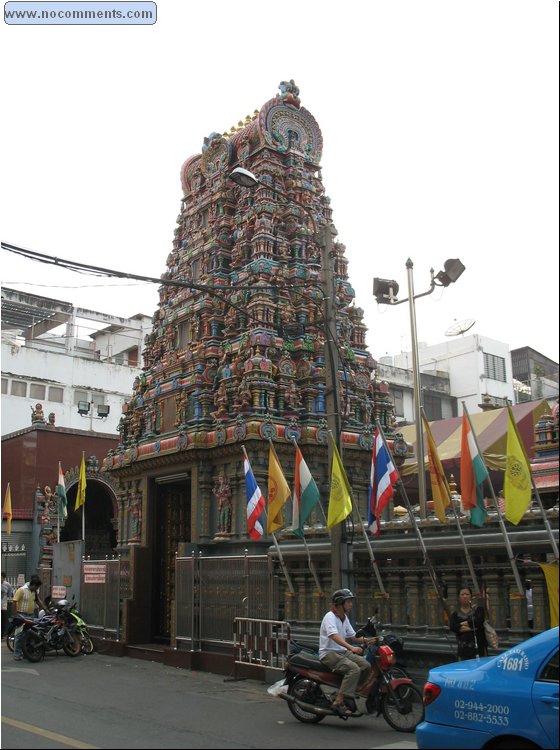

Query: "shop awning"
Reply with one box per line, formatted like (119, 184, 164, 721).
(398, 399, 551, 475)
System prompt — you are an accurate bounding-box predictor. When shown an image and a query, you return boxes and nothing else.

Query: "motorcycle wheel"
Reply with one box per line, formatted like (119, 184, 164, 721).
(22, 630, 45, 663)
(287, 677, 326, 724)
(6, 623, 16, 652)
(81, 632, 94, 655)
(381, 683, 424, 732)
(63, 631, 82, 657)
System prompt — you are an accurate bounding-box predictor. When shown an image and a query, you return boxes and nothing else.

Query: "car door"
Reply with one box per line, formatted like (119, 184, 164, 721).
(532, 648, 559, 748)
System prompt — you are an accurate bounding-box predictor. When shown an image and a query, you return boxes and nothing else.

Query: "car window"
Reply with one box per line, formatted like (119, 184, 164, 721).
(538, 650, 559, 682)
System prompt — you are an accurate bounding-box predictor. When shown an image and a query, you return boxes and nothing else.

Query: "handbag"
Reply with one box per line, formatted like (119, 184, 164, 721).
(483, 620, 499, 649)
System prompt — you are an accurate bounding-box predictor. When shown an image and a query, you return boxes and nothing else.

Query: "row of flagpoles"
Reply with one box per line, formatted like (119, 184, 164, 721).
(3, 453, 87, 541)
(240, 404, 558, 612)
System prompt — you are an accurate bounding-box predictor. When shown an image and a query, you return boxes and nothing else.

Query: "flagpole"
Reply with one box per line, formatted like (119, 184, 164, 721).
(506, 405, 558, 561)
(351, 496, 387, 595)
(463, 404, 525, 595)
(56, 492, 60, 544)
(376, 422, 447, 606)
(423, 407, 481, 595)
(242, 445, 295, 595)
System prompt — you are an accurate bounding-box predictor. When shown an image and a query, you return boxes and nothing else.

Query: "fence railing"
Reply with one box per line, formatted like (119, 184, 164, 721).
(234, 617, 291, 675)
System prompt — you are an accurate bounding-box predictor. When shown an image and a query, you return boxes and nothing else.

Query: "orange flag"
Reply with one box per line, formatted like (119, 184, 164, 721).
(3, 483, 13, 535)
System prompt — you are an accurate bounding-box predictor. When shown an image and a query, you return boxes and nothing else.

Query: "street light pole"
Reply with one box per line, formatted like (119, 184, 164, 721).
(373, 257, 465, 519)
(406, 259, 428, 519)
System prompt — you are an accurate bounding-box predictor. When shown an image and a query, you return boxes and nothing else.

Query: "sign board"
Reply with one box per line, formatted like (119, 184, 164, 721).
(83, 563, 106, 584)
(51, 585, 66, 599)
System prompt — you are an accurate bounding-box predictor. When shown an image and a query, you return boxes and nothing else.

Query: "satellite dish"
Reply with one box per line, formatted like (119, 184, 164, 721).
(445, 318, 476, 337)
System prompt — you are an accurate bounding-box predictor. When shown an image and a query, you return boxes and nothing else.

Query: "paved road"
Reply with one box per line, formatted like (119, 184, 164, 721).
(1, 643, 418, 749)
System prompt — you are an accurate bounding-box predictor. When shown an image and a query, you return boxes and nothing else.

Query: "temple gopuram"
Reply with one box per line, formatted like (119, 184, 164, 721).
(99, 83, 557, 666)
(103, 81, 399, 644)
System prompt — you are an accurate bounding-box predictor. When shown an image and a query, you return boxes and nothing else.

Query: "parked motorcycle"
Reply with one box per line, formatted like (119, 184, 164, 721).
(274, 635, 424, 731)
(22, 599, 81, 662)
(5, 611, 38, 653)
(68, 601, 94, 654)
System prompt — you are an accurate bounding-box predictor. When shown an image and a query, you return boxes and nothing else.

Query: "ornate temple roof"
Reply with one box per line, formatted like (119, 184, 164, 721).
(106, 82, 395, 470)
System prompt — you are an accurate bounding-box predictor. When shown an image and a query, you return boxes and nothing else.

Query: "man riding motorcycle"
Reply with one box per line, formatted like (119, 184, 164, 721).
(319, 589, 371, 717)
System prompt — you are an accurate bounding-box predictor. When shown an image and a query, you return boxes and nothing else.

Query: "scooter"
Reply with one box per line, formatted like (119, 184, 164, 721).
(22, 599, 81, 662)
(273, 635, 424, 731)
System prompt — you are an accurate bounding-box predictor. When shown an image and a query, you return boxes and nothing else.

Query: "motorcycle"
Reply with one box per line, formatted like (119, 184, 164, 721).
(68, 600, 94, 654)
(5, 611, 38, 654)
(273, 635, 424, 731)
(22, 599, 81, 662)
(355, 616, 410, 679)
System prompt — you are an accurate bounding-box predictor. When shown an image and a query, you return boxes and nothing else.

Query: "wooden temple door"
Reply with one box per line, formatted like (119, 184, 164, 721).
(153, 482, 190, 642)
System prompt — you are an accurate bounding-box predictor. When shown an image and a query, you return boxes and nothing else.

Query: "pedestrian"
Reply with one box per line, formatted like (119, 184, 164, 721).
(525, 579, 534, 628)
(1, 572, 14, 638)
(449, 586, 488, 661)
(318, 588, 371, 716)
(12, 575, 45, 661)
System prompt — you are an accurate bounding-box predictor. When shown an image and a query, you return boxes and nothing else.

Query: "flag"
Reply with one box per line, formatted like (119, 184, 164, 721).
(243, 452, 265, 540)
(267, 444, 291, 535)
(327, 434, 353, 528)
(368, 428, 399, 536)
(3, 483, 13, 535)
(504, 405, 532, 525)
(75, 454, 87, 511)
(538, 563, 559, 627)
(460, 411, 488, 527)
(57, 461, 68, 519)
(423, 414, 450, 523)
(291, 444, 320, 539)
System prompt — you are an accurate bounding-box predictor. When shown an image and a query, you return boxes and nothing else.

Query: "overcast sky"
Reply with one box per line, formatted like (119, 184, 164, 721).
(2, 1, 558, 364)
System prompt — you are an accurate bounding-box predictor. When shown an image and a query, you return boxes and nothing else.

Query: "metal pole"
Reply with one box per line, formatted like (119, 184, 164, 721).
(406, 259, 428, 518)
(320, 223, 349, 591)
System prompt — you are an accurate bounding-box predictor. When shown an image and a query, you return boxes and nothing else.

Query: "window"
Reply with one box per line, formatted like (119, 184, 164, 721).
(538, 651, 559, 683)
(74, 390, 88, 406)
(1, 379, 7, 395)
(423, 394, 443, 421)
(30, 383, 46, 399)
(391, 389, 404, 417)
(11, 381, 27, 397)
(178, 321, 192, 350)
(484, 352, 507, 382)
(49, 386, 64, 403)
(91, 393, 105, 407)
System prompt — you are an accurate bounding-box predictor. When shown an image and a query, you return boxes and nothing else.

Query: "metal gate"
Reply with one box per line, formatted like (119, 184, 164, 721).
(176, 554, 279, 650)
(80, 559, 121, 640)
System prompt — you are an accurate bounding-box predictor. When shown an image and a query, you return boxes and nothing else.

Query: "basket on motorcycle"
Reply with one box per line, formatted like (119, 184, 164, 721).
(378, 644, 396, 670)
(383, 633, 405, 660)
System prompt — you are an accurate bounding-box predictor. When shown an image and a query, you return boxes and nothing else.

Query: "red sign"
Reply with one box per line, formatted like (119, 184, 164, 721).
(83, 563, 106, 584)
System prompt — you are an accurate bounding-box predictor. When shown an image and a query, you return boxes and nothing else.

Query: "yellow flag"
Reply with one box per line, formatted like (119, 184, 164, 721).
(504, 406, 531, 525)
(538, 563, 559, 628)
(423, 414, 450, 523)
(327, 435, 353, 528)
(267, 444, 291, 535)
(3, 483, 13, 535)
(75, 454, 87, 511)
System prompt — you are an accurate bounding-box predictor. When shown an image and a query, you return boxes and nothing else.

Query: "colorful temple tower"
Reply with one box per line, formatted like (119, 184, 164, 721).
(103, 82, 399, 641)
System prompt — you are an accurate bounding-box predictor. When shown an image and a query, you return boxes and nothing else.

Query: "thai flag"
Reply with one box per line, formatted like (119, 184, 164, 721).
(368, 428, 398, 536)
(244, 453, 265, 540)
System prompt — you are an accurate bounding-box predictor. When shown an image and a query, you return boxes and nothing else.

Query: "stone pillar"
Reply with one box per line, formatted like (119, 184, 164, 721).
(532, 575, 548, 631)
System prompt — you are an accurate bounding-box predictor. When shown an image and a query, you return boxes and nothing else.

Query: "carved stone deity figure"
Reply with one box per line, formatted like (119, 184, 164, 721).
(213, 473, 232, 535)
(31, 403, 46, 424)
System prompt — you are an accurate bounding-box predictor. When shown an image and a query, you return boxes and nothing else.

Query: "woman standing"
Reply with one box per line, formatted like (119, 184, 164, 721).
(449, 586, 488, 661)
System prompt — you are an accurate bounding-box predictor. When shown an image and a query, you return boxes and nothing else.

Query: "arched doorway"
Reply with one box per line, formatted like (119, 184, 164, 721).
(61, 479, 117, 558)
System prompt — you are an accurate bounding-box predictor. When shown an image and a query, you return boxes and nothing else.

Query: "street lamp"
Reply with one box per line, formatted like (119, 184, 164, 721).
(229, 167, 350, 589)
(373, 258, 465, 518)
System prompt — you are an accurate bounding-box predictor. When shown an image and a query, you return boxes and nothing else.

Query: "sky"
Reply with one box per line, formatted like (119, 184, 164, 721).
(2, 1, 559, 364)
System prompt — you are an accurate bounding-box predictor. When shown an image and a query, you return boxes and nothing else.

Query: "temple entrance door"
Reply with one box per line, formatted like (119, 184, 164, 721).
(152, 480, 191, 642)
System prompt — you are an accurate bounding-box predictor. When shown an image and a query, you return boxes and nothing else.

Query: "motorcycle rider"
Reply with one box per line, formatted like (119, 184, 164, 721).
(319, 589, 371, 716)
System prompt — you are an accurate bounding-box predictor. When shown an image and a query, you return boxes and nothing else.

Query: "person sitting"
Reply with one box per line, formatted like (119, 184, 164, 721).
(319, 588, 371, 716)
